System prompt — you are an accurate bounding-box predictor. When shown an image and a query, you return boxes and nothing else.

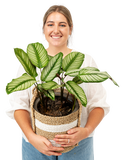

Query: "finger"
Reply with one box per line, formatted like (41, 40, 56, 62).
(43, 137, 64, 152)
(55, 134, 70, 139)
(50, 146, 64, 152)
(47, 151, 62, 156)
(54, 138, 71, 145)
(67, 128, 78, 134)
(61, 144, 72, 147)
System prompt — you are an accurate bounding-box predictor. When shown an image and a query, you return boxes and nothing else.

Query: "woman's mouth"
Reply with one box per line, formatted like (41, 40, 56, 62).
(51, 35, 62, 39)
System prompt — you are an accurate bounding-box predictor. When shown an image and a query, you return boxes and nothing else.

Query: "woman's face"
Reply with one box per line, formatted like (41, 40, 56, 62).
(43, 12, 72, 48)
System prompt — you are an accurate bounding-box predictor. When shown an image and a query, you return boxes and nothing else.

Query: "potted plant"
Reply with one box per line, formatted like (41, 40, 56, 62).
(6, 42, 118, 153)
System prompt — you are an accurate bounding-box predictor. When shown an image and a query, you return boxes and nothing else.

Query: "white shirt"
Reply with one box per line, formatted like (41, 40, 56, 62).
(6, 51, 110, 141)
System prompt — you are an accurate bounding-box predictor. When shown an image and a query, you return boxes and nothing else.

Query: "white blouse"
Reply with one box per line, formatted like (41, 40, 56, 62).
(6, 51, 110, 141)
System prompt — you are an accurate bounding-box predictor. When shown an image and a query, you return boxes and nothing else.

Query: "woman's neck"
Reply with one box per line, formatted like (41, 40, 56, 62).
(46, 45, 72, 57)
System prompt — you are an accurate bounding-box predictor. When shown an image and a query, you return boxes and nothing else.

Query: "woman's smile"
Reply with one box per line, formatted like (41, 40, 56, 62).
(51, 35, 62, 40)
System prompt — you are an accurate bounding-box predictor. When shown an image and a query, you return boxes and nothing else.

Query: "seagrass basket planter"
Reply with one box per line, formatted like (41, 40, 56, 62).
(31, 88, 82, 153)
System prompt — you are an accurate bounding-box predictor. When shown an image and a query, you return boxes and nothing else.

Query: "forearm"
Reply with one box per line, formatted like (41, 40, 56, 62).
(14, 109, 35, 141)
(85, 107, 104, 136)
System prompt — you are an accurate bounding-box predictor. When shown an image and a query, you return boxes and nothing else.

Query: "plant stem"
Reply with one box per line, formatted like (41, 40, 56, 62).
(61, 86, 63, 103)
(56, 73, 62, 80)
(34, 83, 45, 109)
(56, 72, 63, 105)
(34, 84, 42, 102)
(45, 96, 48, 110)
(65, 91, 69, 105)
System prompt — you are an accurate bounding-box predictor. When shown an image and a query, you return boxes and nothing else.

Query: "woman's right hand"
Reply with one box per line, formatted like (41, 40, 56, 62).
(29, 133, 64, 156)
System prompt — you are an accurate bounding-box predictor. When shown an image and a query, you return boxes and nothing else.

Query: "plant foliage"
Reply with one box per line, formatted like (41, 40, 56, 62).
(3, 39, 122, 111)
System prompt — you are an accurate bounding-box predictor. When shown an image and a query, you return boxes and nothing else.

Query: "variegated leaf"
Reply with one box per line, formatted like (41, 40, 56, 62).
(65, 81, 87, 107)
(6, 73, 36, 94)
(65, 69, 81, 77)
(27, 40, 49, 68)
(41, 81, 61, 90)
(62, 52, 85, 72)
(37, 84, 55, 100)
(13, 46, 38, 77)
(41, 52, 63, 82)
(78, 70, 114, 84)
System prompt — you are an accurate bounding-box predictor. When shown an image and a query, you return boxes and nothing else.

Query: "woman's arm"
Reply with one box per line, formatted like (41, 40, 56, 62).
(85, 107, 104, 135)
(14, 110, 33, 140)
(14, 110, 64, 156)
(13, 107, 104, 135)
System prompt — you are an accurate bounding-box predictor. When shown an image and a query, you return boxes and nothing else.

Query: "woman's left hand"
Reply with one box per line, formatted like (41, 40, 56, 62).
(53, 127, 89, 147)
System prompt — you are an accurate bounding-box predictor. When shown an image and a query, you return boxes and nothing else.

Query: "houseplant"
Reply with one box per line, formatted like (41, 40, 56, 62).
(6, 42, 118, 152)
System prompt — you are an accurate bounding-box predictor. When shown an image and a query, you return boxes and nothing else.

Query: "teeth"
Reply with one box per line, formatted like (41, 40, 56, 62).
(52, 36, 61, 39)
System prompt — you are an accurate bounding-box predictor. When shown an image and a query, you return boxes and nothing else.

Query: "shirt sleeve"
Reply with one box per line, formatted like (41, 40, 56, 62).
(84, 54, 110, 116)
(6, 65, 31, 119)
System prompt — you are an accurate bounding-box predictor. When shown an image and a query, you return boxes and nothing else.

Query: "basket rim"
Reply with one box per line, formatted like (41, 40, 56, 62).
(31, 87, 82, 132)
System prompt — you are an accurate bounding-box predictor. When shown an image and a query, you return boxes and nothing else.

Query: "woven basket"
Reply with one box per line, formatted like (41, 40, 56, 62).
(31, 88, 82, 153)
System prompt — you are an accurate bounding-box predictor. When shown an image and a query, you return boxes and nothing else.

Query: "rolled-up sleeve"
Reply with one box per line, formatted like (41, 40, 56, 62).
(86, 83, 110, 116)
(6, 65, 31, 119)
(82, 54, 110, 117)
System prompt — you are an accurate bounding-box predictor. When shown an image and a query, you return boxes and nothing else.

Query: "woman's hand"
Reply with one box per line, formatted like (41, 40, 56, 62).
(53, 127, 89, 147)
(29, 133, 64, 156)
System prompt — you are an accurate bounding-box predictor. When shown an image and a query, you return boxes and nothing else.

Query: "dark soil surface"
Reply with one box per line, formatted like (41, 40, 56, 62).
(37, 96, 73, 117)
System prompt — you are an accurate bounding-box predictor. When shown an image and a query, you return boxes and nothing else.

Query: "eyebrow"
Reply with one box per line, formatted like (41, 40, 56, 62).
(46, 21, 67, 24)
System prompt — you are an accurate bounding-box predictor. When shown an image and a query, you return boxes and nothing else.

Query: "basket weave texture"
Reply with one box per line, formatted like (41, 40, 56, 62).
(31, 87, 82, 153)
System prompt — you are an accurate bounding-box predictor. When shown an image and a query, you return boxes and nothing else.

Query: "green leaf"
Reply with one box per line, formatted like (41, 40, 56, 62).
(57, 68, 63, 76)
(41, 81, 61, 90)
(37, 84, 55, 100)
(41, 52, 63, 82)
(10, 45, 22, 64)
(102, 69, 122, 90)
(65, 81, 87, 107)
(3, 76, 16, 95)
(43, 90, 55, 100)
(65, 69, 81, 77)
(48, 55, 53, 61)
(110, 77, 122, 90)
(6, 73, 36, 94)
(78, 71, 109, 83)
(62, 52, 85, 72)
(79, 67, 100, 74)
(73, 67, 100, 84)
(73, 76, 84, 84)
(27, 42, 49, 68)
(14, 48, 38, 77)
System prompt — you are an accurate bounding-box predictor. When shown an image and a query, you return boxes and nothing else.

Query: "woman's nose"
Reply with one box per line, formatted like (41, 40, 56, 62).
(53, 25, 59, 34)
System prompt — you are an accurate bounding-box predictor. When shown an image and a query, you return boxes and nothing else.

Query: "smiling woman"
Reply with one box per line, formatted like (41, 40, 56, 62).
(6, 5, 111, 160)
(36, 0, 83, 51)
(44, 12, 72, 50)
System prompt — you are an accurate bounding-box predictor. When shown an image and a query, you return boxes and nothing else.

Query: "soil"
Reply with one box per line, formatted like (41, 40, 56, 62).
(37, 96, 73, 117)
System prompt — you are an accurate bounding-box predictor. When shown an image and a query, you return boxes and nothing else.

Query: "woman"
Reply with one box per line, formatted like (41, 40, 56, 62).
(7, 5, 110, 160)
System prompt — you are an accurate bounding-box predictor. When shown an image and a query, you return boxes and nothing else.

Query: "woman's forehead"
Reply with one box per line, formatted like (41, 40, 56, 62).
(46, 12, 68, 23)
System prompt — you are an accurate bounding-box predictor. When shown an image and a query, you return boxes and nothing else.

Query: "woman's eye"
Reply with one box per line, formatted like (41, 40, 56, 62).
(48, 24, 65, 27)
(60, 25, 66, 27)
(48, 24, 53, 26)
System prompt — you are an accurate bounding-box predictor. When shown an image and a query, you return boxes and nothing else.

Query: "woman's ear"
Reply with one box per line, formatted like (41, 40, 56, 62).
(69, 25, 73, 35)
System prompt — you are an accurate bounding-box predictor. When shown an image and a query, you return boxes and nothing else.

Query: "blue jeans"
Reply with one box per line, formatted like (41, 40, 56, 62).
(22, 137, 94, 160)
